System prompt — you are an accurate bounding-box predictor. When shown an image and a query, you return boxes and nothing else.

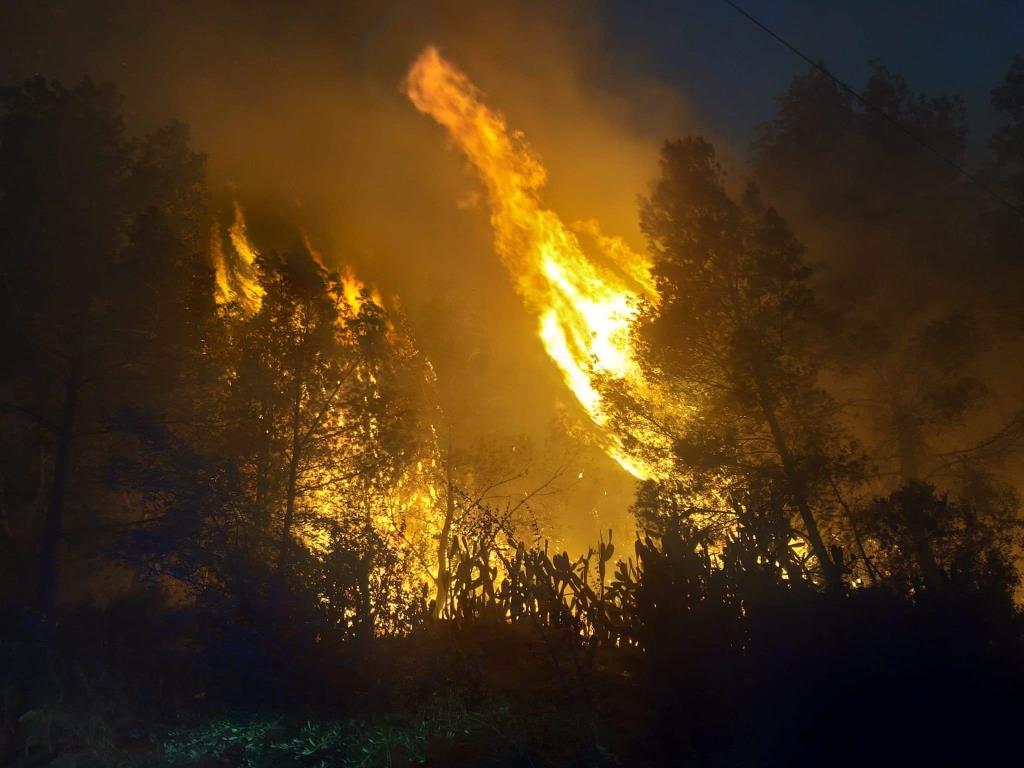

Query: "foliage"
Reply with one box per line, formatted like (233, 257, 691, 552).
(160, 697, 533, 768)
(4, 53, 1024, 768)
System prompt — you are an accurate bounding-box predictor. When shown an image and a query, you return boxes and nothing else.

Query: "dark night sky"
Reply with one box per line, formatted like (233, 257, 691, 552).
(4, 1, 1022, 154)
(602, 0, 1022, 153)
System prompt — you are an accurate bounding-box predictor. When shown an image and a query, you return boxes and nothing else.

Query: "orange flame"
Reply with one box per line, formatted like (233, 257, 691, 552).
(297, 227, 385, 320)
(300, 228, 330, 273)
(212, 201, 264, 315)
(339, 265, 384, 318)
(404, 46, 660, 479)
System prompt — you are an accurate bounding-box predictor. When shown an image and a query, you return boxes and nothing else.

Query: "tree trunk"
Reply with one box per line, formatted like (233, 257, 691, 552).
(885, 372, 924, 482)
(909, 524, 944, 592)
(433, 458, 455, 618)
(768, 505, 808, 586)
(358, 519, 375, 641)
(254, 399, 271, 531)
(886, 386, 943, 589)
(893, 412, 923, 482)
(753, 370, 843, 593)
(829, 475, 878, 585)
(904, 486, 945, 592)
(278, 374, 304, 570)
(38, 364, 79, 612)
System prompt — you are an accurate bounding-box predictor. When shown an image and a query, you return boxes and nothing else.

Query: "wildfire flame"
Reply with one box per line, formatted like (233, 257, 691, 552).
(208, 205, 445, 604)
(297, 225, 386, 320)
(339, 265, 385, 318)
(211, 200, 264, 314)
(404, 46, 659, 479)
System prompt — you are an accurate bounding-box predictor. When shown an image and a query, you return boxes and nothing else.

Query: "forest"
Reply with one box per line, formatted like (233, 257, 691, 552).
(3, 12, 1024, 768)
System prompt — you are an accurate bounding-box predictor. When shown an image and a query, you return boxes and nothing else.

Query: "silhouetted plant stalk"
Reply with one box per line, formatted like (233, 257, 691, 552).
(431, 523, 743, 651)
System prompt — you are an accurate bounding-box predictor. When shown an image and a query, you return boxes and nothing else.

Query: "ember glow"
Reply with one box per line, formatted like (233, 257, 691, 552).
(404, 46, 662, 479)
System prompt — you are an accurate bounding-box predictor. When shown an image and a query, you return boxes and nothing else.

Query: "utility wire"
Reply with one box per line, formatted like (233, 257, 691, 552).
(720, 0, 1024, 219)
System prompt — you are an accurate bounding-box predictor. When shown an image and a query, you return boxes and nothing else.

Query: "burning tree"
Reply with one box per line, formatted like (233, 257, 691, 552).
(210, 225, 447, 633)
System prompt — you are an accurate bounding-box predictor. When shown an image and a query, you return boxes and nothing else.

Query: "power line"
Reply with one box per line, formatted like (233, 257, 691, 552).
(720, 0, 1024, 219)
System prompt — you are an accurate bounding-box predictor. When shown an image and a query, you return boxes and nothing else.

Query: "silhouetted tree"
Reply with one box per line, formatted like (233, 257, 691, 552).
(628, 137, 861, 591)
(865, 480, 1022, 596)
(754, 62, 1024, 491)
(754, 61, 972, 310)
(991, 55, 1024, 204)
(0, 77, 214, 612)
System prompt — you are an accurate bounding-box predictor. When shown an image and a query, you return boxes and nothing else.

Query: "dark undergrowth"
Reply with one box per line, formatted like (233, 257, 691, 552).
(3, 575, 1022, 768)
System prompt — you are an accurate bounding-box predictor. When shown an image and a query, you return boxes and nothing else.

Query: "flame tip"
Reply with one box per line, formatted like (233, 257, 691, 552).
(405, 47, 666, 480)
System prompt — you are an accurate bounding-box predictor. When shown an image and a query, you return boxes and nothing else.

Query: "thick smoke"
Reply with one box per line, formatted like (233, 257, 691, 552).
(0, 0, 697, 547)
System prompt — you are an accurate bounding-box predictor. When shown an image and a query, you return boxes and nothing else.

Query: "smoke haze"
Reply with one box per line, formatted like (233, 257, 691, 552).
(0, 0, 700, 545)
